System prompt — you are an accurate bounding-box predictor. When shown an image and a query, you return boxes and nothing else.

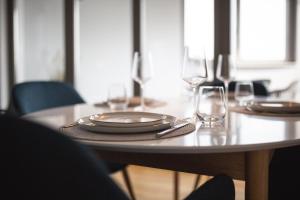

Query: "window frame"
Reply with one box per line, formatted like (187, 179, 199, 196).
(234, 0, 297, 69)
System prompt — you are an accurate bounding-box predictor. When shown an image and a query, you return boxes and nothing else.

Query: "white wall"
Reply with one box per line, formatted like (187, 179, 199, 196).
(0, 0, 8, 109)
(79, 0, 132, 103)
(7, 0, 184, 105)
(142, 0, 184, 100)
(79, 0, 184, 103)
(17, 0, 65, 82)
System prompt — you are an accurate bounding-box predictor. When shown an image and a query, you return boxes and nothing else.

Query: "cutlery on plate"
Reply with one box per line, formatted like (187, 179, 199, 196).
(156, 121, 190, 138)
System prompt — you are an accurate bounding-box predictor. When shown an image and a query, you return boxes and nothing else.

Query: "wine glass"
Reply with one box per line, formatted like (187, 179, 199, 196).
(234, 81, 254, 106)
(216, 54, 237, 107)
(182, 47, 208, 122)
(131, 51, 154, 110)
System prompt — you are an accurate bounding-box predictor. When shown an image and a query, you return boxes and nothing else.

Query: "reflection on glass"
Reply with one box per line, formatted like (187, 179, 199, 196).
(211, 135, 226, 146)
(195, 124, 227, 146)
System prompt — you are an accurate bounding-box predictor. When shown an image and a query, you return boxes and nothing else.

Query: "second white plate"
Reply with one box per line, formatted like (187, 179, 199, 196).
(248, 101, 300, 113)
(89, 112, 170, 127)
(78, 116, 175, 133)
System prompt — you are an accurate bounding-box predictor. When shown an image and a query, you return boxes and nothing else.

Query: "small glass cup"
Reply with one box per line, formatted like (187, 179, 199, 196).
(107, 84, 129, 111)
(234, 81, 254, 106)
(197, 86, 226, 127)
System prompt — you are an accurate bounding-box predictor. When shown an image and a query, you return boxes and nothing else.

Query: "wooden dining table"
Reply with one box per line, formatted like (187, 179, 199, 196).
(24, 96, 300, 200)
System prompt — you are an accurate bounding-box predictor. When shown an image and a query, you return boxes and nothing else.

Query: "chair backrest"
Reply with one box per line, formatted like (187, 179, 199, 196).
(11, 81, 85, 115)
(228, 81, 269, 96)
(202, 79, 269, 96)
(1, 114, 129, 200)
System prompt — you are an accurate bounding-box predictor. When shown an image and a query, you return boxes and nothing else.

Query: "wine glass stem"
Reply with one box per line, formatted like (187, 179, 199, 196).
(224, 81, 229, 125)
(140, 84, 145, 110)
(192, 86, 197, 119)
(224, 81, 229, 107)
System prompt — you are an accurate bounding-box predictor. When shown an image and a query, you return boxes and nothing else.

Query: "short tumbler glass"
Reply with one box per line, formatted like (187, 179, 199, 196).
(234, 81, 254, 106)
(197, 86, 226, 127)
(107, 84, 128, 111)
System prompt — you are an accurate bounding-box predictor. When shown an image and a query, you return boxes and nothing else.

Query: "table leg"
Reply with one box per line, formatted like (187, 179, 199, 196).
(245, 150, 271, 200)
(174, 171, 179, 200)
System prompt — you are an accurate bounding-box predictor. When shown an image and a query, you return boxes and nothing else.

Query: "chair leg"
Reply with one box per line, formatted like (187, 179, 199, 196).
(193, 175, 201, 190)
(174, 171, 179, 200)
(121, 168, 136, 200)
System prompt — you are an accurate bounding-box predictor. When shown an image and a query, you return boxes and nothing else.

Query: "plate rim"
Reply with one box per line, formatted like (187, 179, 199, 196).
(89, 111, 170, 127)
(78, 115, 175, 133)
(248, 101, 300, 113)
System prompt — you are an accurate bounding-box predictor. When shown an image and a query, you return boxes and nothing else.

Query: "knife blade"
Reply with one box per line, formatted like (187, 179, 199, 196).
(156, 121, 190, 138)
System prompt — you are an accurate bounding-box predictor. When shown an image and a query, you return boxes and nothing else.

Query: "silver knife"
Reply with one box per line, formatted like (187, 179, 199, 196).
(156, 121, 190, 138)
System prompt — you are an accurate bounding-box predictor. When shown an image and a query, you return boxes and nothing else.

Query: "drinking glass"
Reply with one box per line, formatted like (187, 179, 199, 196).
(181, 47, 208, 122)
(234, 81, 254, 106)
(107, 83, 129, 111)
(216, 54, 237, 106)
(131, 51, 154, 110)
(197, 86, 226, 127)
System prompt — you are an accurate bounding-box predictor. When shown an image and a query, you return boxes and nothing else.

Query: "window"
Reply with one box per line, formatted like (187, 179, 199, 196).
(234, 0, 296, 64)
(16, 0, 65, 82)
(184, 0, 214, 59)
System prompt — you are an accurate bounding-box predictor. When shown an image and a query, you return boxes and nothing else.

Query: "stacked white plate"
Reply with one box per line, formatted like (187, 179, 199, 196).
(77, 112, 176, 133)
(247, 101, 300, 114)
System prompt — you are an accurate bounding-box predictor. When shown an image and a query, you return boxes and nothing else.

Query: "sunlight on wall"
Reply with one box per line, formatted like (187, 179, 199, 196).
(239, 0, 286, 61)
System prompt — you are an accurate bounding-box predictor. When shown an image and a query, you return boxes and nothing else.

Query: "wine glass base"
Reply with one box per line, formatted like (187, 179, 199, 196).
(200, 119, 224, 128)
(132, 105, 150, 112)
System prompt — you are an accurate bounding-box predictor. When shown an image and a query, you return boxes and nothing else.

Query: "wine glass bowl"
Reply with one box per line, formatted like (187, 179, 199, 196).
(182, 60, 208, 86)
(216, 54, 237, 109)
(182, 50, 208, 85)
(216, 54, 236, 82)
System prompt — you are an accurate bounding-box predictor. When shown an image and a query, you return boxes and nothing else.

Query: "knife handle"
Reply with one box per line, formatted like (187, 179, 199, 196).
(156, 122, 189, 138)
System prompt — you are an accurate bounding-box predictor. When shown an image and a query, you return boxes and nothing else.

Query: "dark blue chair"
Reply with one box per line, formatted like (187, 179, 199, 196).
(202, 79, 269, 96)
(10, 81, 85, 115)
(9, 81, 136, 200)
(269, 145, 300, 200)
(1, 114, 235, 200)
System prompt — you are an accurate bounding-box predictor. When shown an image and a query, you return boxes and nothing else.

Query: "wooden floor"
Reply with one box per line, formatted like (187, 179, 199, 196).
(111, 165, 245, 200)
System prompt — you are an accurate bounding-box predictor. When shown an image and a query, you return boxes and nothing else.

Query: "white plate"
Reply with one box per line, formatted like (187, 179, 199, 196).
(248, 101, 300, 113)
(89, 112, 169, 128)
(78, 115, 175, 133)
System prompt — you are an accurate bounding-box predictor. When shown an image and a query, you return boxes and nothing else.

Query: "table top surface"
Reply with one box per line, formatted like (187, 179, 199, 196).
(24, 96, 300, 154)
